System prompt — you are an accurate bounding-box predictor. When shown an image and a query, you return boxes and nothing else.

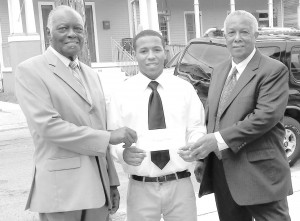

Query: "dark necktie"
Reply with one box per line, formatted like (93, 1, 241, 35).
(148, 81, 169, 170)
(148, 81, 166, 129)
(214, 67, 238, 159)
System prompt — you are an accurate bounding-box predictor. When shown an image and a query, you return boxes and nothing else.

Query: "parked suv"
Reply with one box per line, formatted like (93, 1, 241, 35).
(174, 32, 300, 166)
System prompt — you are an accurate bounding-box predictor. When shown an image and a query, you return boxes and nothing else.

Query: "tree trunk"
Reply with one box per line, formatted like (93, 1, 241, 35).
(54, 0, 91, 66)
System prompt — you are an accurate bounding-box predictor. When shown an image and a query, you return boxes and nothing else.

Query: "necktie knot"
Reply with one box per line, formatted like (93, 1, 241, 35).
(69, 61, 79, 70)
(148, 81, 159, 91)
(228, 68, 238, 81)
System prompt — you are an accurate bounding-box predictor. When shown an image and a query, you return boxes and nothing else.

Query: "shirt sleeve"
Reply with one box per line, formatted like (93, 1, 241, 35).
(214, 132, 229, 151)
(107, 89, 127, 164)
(186, 84, 207, 143)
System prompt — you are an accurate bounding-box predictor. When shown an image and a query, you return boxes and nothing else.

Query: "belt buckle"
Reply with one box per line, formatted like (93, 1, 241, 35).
(157, 175, 167, 183)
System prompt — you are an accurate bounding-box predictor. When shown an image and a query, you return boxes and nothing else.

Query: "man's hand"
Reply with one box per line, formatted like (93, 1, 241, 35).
(109, 186, 120, 215)
(123, 147, 146, 166)
(189, 133, 218, 159)
(194, 160, 205, 183)
(109, 127, 137, 148)
(178, 144, 196, 162)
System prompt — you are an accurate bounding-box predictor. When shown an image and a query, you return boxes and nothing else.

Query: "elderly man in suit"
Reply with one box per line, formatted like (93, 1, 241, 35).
(15, 5, 136, 221)
(182, 10, 293, 221)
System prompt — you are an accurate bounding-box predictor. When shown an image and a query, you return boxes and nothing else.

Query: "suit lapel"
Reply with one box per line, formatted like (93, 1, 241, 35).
(44, 49, 91, 105)
(79, 63, 94, 107)
(219, 50, 261, 116)
(209, 61, 232, 118)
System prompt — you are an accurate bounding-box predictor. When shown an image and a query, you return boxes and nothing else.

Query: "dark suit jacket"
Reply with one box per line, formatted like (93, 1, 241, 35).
(15, 48, 119, 212)
(198, 49, 293, 205)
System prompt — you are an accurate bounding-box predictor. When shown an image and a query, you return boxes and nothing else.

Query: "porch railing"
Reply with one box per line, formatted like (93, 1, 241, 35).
(165, 44, 186, 61)
(111, 38, 138, 76)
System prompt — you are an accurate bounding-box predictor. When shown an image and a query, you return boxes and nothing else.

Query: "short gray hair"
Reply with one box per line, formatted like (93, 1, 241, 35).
(224, 10, 258, 34)
(47, 5, 82, 33)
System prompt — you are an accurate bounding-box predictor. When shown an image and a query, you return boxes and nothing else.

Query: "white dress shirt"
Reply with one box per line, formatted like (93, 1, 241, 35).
(215, 48, 256, 150)
(108, 70, 206, 177)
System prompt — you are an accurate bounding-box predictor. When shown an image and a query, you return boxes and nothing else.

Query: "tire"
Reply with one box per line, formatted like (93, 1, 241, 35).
(283, 116, 300, 166)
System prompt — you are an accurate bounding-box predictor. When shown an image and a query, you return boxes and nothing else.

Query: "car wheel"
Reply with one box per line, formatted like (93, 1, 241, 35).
(283, 116, 300, 166)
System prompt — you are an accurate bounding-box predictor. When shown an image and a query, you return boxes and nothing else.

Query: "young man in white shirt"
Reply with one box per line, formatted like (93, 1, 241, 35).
(108, 30, 206, 221)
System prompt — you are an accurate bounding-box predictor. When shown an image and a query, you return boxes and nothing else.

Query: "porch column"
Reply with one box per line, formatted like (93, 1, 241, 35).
(268, 0, 274, 27)
(230, 0, 235, 13)
(0, 22, 3, 69)
(138, 0, 159, 32)
(148, 0, 159, 31)
(194, 0, 201, 38)
(298, 0, 300, 29)
(24, 0, 37, 33)
(139, 0, 149, 30)
(7, 0, 23, 34)
(6, 0, 41, 95)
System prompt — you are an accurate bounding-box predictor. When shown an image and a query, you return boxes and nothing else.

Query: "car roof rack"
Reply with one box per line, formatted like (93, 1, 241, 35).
(258, 27, 300, 36)
(203, 27, 300, 38)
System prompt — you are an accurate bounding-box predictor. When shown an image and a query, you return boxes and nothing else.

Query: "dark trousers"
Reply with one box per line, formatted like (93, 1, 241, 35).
(39, 207, 109, 221)
(211, 154, 291, 221)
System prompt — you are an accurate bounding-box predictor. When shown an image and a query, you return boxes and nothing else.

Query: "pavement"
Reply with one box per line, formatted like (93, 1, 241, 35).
(1, 100, 300, 220)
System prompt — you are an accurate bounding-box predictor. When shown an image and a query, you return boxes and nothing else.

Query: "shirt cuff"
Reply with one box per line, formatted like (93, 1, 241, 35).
(116, 147, 126, 164)
(214, 132, 229, 151)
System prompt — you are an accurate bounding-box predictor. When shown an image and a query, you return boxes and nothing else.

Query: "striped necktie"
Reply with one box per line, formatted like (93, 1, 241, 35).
(69, 61, 85, 90)
(214, 67, 238, 159)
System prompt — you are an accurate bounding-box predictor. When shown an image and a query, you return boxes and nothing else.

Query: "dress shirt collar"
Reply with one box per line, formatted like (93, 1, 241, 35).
(137, 70, 169, 91)
(231, 48, 256, 76)
(49, 46, 79, 68)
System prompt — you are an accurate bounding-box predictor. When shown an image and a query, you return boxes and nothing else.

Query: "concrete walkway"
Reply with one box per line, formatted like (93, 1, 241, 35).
(1, 101, 300, 220)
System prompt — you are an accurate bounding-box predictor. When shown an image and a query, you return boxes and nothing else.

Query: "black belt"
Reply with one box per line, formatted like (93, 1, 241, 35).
(131, 170, 191, 183)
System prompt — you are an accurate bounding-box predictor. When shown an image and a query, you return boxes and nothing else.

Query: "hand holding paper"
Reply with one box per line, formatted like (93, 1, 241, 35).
(123, 146, 147, 166)
(177, 144, 196, 162)
(188, 133, 218, 159)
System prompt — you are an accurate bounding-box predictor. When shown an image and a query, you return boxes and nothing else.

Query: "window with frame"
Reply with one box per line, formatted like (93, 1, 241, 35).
(290, 46, 300, 81)
(258, 46, 281, 60)
(39, 3, 98, 62)
(159, 15, 169, 45)
(40, 4, 54, 51)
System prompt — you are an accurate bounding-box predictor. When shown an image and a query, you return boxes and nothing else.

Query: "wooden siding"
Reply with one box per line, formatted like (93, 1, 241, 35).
(157, 0, 268, 46)
(95, 0, 131, 62)
(284, 0, 298, 28)
(0, 0, 10, 67)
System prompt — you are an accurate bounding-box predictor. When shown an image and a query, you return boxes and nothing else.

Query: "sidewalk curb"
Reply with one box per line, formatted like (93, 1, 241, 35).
(0, 123, 28, 132)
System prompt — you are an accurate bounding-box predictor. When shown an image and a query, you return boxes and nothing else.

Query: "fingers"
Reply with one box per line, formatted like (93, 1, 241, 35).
(178, 150, 195, 162)
(109, 187, 120, 214)
(109, 127, 137, 147)
(127, 128, 137, 143)
(123, 148, 146, 166)
(178, 146, 190, 151)
(189, 140, 202, 151)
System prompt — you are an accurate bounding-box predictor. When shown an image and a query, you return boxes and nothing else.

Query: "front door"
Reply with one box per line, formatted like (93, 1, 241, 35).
(185, 11, 202, 43)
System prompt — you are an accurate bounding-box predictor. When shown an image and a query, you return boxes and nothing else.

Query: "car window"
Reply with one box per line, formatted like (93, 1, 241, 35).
(180, 42, 230, 68)
(165, 51, 181, 68)
(290, 46, 300, 82)
(178, 42, 230, 80)
(257, 46, 281, 60)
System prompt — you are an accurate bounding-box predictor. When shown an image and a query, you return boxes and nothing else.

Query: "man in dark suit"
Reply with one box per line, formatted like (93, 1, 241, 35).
(15, 5, 136, 221)
(185, 10, 292, 221)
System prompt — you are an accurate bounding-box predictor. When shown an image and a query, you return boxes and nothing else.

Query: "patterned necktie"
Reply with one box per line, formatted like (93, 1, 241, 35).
(69, 61, 85, 90)
(148, 81, 169, 170)
(214, 67, 238, 159)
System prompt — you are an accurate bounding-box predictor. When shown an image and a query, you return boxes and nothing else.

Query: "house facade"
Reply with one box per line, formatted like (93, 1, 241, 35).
(0, 0, 300, 93)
